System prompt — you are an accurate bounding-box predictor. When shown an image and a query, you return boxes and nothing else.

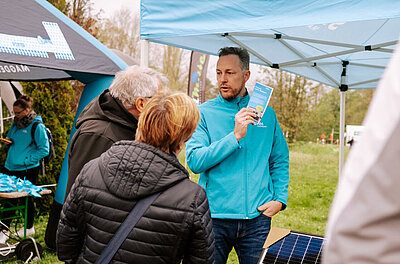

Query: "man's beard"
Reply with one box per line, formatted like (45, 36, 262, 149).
(220, 83, 246, 101)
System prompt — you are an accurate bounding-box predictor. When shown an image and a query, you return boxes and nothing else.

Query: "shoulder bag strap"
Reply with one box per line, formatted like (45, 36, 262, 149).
(95, 192, 162, 264)
(30, 120, 41, 146)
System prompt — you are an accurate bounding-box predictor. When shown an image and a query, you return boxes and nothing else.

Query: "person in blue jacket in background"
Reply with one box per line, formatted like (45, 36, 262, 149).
(0, 95, 49, 244)
(186, 47, 289, 264)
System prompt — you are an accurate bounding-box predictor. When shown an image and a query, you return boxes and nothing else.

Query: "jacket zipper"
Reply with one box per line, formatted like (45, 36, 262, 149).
(238, 101, 249, 219)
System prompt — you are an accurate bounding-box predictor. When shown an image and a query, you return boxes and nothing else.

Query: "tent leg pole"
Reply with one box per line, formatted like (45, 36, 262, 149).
(140, 39, 149, 67)
(339, 91, 346, 181)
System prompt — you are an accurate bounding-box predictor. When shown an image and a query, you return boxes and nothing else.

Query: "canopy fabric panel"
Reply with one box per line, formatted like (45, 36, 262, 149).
(140, 0, 400, 89)
(0, 61, 72, 81)
(0, 0, 126, 82)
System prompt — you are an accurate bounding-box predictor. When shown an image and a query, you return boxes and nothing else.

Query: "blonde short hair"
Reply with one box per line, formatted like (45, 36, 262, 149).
(135, 92, 200, 154)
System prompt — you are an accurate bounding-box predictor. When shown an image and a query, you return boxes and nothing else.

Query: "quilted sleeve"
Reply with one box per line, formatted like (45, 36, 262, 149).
(183, 188, 215, 264)
(57, 169, 87, 263)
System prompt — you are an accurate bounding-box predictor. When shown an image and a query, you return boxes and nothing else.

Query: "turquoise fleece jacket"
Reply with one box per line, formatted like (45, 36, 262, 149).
(186, 94, 289, 219)
(5, 116, 49, 171)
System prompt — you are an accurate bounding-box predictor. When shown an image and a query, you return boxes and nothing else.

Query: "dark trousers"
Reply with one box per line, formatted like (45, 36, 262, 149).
(1, 166, 40, 229)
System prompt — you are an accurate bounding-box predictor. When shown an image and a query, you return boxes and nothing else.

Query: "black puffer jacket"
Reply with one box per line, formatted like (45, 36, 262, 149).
(57, 141, 215, 264)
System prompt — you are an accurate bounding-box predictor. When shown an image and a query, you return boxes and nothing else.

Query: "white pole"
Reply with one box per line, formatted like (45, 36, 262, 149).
(140, 39, 149, 68)
(339, 91, 346, 180)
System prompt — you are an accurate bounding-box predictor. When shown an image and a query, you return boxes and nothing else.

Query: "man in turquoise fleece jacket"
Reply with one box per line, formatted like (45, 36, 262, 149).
(186, 47, 289, 264)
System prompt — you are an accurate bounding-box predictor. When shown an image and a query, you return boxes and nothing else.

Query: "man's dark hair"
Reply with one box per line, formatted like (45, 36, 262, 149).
(218, 47, 250, 71)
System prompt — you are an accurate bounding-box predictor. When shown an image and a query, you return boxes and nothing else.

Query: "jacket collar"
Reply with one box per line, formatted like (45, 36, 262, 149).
(217, 90, 250, 109)
(76, 89, 138, 129)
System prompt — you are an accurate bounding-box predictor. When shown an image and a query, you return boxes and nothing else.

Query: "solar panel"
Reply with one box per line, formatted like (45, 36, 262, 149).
(258, 228, 324, 264)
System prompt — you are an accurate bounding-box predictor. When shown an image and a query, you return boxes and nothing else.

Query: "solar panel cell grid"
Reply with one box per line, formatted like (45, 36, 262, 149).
(260, 232, 324, 264)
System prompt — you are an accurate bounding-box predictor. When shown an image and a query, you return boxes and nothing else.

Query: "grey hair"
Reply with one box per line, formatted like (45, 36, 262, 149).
(109, 66, 163, 109)
(146, 68, 170, 89)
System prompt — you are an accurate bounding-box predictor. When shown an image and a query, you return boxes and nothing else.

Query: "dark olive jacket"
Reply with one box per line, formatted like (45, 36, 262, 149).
(66, 89, 138, 199)
(57, 141, 215, 264)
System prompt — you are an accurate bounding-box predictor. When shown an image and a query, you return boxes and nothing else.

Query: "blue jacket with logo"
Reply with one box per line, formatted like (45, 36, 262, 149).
(5, 116, 49, 171)
(186, 94, 289, 219)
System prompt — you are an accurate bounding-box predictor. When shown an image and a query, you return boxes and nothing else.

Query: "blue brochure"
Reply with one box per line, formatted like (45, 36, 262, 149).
(247, 82, 273, 124)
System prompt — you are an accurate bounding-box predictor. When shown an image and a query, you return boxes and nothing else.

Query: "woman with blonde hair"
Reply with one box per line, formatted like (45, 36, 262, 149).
(57, 92, 215, 263)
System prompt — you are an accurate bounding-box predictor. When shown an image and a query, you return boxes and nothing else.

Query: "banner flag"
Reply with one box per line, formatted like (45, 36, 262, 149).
(188, 51, 209, 104)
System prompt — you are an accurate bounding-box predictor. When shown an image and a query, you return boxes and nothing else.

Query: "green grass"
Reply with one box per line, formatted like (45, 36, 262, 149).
(1, 142, 342, 263)
(274, 142, 339, 235)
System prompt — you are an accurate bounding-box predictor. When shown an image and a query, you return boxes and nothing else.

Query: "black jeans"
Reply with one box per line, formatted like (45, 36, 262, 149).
(1, 166, 40, 229)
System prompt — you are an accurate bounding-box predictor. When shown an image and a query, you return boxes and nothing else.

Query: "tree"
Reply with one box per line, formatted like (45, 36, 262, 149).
(23, 81, 75, 184)
(299, 88, 340, 142)
(255, 65, 375, 143)
(160, 45, 189, 91)
(96, 9, 140, 58)
(259, 68, 322, 142)
(345, 89, 374, 125)
(68, 0, 100, 37)
(95, 6, 190, 93)
(297, 88, 374, 142)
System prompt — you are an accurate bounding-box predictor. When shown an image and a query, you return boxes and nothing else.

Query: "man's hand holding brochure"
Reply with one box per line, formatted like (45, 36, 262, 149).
(234, 83, 274, 142)
(247, 82, 274, 124)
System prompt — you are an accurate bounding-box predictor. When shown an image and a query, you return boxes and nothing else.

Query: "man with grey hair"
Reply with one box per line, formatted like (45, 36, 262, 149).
(65, 65, 165, 199)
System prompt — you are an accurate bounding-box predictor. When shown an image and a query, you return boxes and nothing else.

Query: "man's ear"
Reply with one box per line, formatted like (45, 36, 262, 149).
(244, 70, 251, 82)
(134, 97, 147, 113)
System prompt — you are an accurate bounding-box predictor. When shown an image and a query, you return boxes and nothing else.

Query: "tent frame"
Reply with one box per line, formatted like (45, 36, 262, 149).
(140, 29, 386, 177)
(222, 32, 392, 177)
(226, 33, 394, 88)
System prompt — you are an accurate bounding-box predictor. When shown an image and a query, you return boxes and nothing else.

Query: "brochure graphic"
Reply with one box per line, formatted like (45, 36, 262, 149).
(247, 82, 273, 124)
